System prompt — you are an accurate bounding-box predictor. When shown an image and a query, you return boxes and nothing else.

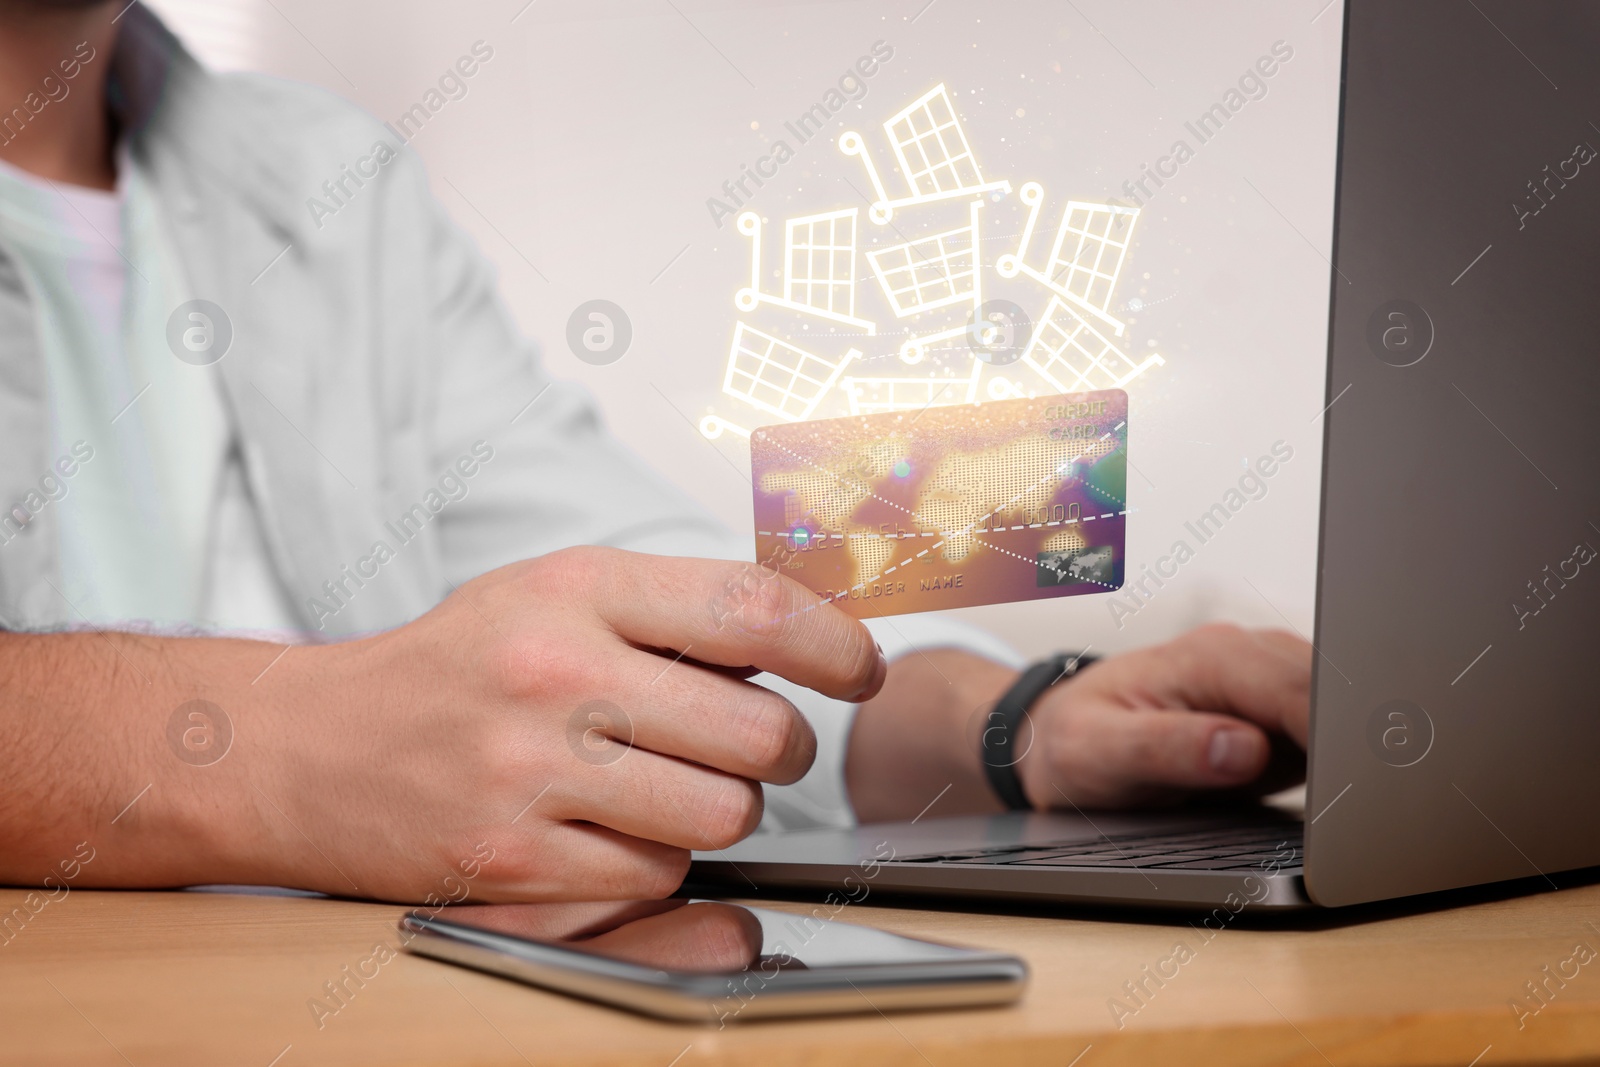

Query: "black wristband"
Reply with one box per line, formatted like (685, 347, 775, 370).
(980, 652, 1098, 811)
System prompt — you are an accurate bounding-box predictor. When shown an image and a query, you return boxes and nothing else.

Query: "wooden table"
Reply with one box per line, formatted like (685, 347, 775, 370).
(4, 880, 1600, 1066)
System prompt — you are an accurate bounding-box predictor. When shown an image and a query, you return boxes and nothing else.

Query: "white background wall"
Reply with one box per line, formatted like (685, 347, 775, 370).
(145, 0, 1345, 659)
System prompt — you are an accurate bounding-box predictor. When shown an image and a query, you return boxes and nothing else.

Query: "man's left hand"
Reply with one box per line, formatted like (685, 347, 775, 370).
(1016, 623, 1312, 810)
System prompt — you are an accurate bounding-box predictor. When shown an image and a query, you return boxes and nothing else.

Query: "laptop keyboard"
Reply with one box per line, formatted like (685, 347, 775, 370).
(895, 824, 1303, 871)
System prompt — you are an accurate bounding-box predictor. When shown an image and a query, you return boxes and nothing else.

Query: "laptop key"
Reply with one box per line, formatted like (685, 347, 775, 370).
(1148, 857, 1290, 869)
(1194, 846, 1292, 859)
(943, 848, 1111, 864)
(1011, 855, 1157, 867)
(1244, 851, 1302, 866)
(898, 828, 1305, 868)
(901, 846, 1039, 862)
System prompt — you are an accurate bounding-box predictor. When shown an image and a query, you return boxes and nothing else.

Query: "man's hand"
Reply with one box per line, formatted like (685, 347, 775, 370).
(0, 547, 885, 904)
(267, 547, 885, 902)
(1016, 624, 1311, 810)
(845, 624, 1311, 822)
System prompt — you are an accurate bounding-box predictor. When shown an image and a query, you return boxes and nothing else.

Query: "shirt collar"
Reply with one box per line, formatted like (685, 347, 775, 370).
(111, 6, 306, 245)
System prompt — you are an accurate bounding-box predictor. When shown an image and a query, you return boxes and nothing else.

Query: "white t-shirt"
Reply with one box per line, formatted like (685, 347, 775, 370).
(0, 154, 301, 636)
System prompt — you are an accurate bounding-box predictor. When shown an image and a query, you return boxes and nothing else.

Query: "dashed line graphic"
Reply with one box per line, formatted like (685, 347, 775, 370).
(745, 404, 1130, 623)
(756, 509, 1128, 542)
(969, 530, 1119, 590)
(754, 502, 1131, 625)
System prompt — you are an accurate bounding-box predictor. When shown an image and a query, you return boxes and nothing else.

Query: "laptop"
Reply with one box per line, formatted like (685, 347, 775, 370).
(689, 0, 1600, 911)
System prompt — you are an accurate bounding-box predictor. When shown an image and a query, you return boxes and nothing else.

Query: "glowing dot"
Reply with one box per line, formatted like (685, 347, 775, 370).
(792, 527, 811, 546)
(1127, 297, 1144, 311)
(1015, 108, 1026, 118)
(894, 460, 911, 478)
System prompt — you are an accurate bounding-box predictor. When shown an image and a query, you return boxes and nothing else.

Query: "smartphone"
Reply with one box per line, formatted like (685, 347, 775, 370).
(399, 898, 1027, 1024)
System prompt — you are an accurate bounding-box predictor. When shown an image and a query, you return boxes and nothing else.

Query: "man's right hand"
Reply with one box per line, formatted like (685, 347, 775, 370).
(0, 547, 884, 905)
(250, 546, 885, 902)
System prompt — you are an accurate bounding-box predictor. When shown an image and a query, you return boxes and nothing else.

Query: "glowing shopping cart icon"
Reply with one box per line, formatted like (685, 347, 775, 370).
(998, 181, 1138, 338)
(840, 357, 984, 416)
(1021, 295, 1164, 392)
(722, 322, 861, 422)
(697, 413, 751, 441)
(839, 83, 1010, 224)
(866, 199, 989, 364)
(734, 208, 876, 334)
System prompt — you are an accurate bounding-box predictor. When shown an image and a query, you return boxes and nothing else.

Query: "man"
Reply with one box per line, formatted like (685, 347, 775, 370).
(0, 0, 1312, 903)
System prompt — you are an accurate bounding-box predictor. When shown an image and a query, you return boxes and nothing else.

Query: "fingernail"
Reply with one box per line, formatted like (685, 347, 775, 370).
(1208, 729, 1257, 777)
(854, 643, 888, 701)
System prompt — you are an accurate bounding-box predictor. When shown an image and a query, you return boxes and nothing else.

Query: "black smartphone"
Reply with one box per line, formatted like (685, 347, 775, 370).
(400, 897, 1026, 1024)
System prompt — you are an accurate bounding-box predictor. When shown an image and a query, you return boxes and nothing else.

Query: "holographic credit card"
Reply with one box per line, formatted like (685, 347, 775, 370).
(750, 391, 1128, 618)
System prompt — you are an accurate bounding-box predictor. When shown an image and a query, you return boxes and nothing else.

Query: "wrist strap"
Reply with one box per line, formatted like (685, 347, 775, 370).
(980, 652, 1097, 811)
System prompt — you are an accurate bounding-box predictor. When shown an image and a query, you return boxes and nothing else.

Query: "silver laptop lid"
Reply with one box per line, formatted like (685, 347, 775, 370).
(1306, 0, 1600, 905)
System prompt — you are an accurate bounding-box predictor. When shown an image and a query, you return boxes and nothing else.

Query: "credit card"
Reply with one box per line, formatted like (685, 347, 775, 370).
(750, 391, 1128, 618)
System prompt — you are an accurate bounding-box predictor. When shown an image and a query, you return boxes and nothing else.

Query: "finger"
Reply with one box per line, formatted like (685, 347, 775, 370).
(1115, 624, 1312, 747)
(573, 548, 886, 702)
(697, 663, 765, 682)
(628, 647, 763, 683)
(604, 658, 816, 785)
(581, 900, 764, 973)
(1247, 730, 1310, 797)
(1252, 628, 1317, 672)
(1045, 702, 1275, 807)
(1254, 631, 1314, 746)
(1258, 628, 1315, 662)
(481, 821, 691, 901)
(553, 747, 764, 852)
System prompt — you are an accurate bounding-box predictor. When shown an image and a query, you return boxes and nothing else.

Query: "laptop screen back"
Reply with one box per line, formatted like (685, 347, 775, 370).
(1307, 0, 1600, 905)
